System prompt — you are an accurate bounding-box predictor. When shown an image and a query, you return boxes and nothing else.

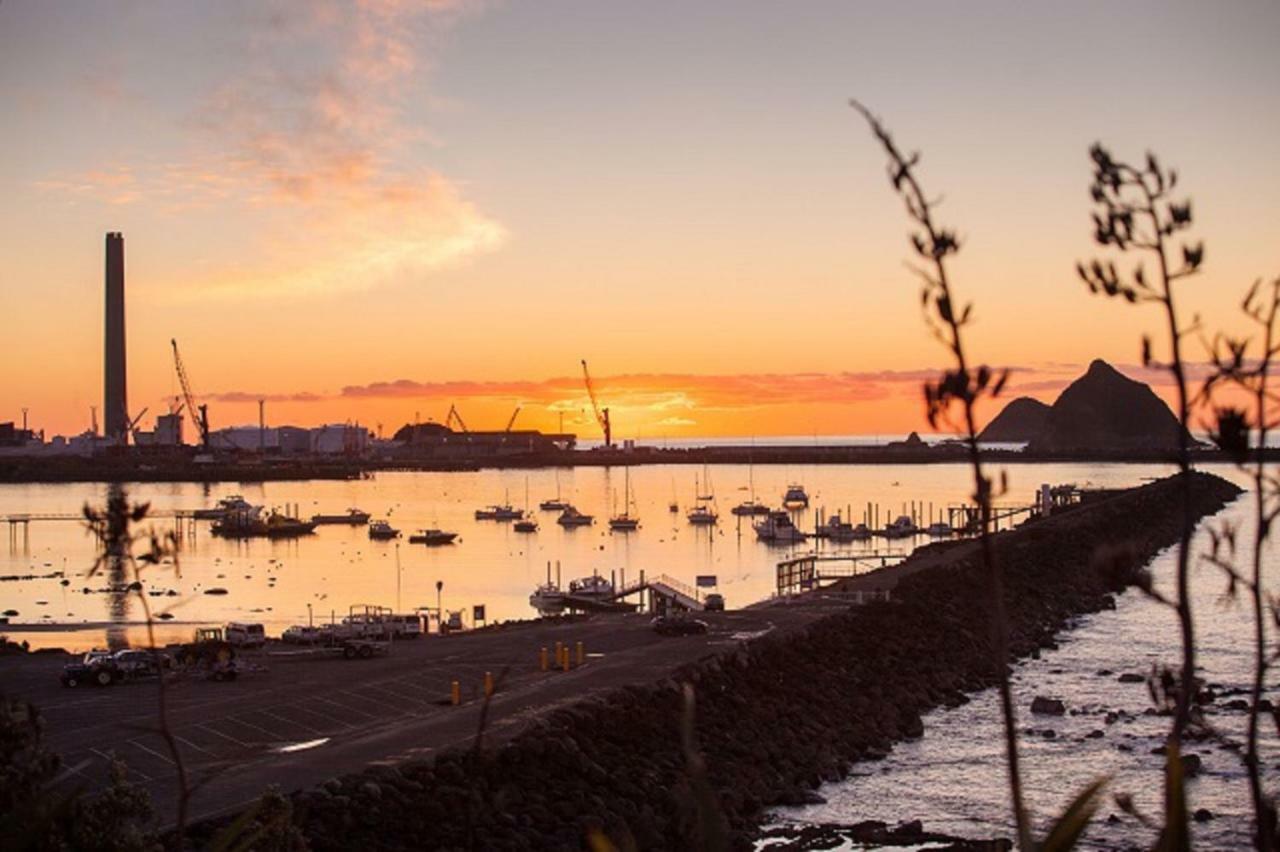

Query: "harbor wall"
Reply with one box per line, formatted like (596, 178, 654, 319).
(199, 472, 1241, 849)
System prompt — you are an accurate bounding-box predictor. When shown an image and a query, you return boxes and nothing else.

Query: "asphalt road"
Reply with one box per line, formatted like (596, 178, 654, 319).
(3, 598, 846, 827)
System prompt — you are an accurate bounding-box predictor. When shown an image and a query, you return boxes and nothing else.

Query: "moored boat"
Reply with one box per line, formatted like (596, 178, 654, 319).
(882, 515, 918, 539)
(557, 506, 594, 527)
(193, 495, 253, 520)
(730, 500, 771, 517)
(312, 508, 371, 525)
(409, 528, 458, 546)
(368, 520, 400, 540)
(782, 484, 810, 507)
(754, 510, 806, 543)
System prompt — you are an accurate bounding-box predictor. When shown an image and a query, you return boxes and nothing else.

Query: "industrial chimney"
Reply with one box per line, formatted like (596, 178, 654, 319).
(104, 232, 127, 444)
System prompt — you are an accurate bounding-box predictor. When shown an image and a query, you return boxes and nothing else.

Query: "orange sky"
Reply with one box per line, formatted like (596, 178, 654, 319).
(1, 2, 1277, 439)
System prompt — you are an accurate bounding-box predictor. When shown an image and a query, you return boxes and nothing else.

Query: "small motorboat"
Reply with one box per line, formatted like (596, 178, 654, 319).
(312, 508, 371, 525)
(193, 495, 253, 520)
(926, 521, 953, 537)
(475, 504, 522, 521)
(409, 528, 458, 546)
(368, 520, 400, 540)
(608, 515, 639, 531)
(514, 517, 539, 533)
(529, 582, 565, 615)
(782, 485, 810, 508)
(816, 513, 862, 542)
(557, 506, 594, 527)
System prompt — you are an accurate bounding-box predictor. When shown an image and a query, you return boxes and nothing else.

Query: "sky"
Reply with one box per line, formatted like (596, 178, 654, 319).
(2, 0, 1278, 440)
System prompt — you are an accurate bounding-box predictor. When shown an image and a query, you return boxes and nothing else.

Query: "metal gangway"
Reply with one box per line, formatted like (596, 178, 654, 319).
(775, 552, 905, 596)
(611, 571, 705, 612)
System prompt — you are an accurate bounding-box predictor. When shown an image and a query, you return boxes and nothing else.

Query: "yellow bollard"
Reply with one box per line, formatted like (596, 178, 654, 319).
(562, 648, 570, 672)
(450, 679, 461, 706)
(484, 670, 494, 698)
(540, 646, 549, 671)
(576, 640, 584, 666)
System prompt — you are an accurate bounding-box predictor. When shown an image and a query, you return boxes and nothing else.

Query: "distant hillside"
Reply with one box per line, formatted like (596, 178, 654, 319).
(978, 397, 1050, 443)
(1028, 359, 1185, 453)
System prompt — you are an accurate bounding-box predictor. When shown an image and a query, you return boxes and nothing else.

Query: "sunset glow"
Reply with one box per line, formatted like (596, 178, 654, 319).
(3, 1, 1278, 438)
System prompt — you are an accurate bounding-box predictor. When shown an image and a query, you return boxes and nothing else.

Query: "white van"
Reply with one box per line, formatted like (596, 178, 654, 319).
(389, 614, 423, 639)
(225, 622, 266, 648)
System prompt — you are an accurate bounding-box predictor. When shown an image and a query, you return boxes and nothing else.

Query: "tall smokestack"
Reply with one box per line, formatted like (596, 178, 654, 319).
(104, 232, 127, 444)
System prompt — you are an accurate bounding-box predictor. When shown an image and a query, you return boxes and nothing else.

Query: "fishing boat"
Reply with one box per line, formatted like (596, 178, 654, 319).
(754, 510, 806, 543)
(193, 495, 254, 520)
(368, 520, 400, 540)
(311, 508, 371, 525)
(556, 506, 594, 527)
(209, 505, 264, 536)
(782, 484, 810, 508)
(567, 574, 615, 600)
(882, 515, 918, 539)
(608, 468, 640, 531)
(409, 528, 458, 546)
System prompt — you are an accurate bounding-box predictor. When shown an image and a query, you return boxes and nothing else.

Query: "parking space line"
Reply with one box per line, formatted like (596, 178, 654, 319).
(129, 739, 176, 765)
(311, 695, 378, 720)
(89, 747, 152, 782)
(173, 735, 217, 758)
(197, 724, 252, 749)
(366, 683, 424, 703)
(337, 688, 405, 711)
(288, 703, 354, 730)
(228, 716, 286, 740)
(259, 708, 323, 736)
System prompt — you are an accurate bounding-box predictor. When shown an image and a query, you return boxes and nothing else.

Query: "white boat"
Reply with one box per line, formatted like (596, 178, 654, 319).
(688, 470, 719, 525)
(567, 574, 615, 600)
(193, 495, 254, 520)
(529, 582, 565, 615)
(883, 515, 918, 539)
(782, 485, 810, 507)
(754, 510, 806, 543)
(557, 506, 594, 527)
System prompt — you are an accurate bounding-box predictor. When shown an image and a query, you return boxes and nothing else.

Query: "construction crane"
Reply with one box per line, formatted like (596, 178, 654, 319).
(504, 406, 521, 432)
(580, 360, 611, 448)
(446, 404, 468, 433)
(171, 339, 210, 448)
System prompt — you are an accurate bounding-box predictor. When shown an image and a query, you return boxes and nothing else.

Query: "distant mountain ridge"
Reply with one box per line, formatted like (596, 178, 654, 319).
(980, 359, 1186, 452)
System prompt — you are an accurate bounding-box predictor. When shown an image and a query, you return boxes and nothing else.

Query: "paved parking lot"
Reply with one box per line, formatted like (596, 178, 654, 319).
(3, 599, 847, 826)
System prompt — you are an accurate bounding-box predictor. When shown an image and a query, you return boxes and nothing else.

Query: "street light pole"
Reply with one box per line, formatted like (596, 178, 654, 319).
(395, 542, 402, 613)
(307, 602, 313, 628)
(435, 580, 443, 632)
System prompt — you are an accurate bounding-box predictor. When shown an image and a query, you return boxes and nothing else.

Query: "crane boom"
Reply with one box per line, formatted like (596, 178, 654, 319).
(171, 339, 210, 447)
(580, 360, 612, 447)
(446, 404, 468, 433)
(505, 406, 521, 432)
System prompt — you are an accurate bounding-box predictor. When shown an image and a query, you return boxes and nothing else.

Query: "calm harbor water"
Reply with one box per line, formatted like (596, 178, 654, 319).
(2, 462, 1172, 650)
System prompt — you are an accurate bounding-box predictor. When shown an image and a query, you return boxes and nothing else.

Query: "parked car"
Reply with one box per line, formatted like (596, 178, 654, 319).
(61, 650, 120, 687)
(703, 593, 725, 612)
(112, 649, 170, 680)
(282, 625, 323, 644)
(651, 615, 709, 637)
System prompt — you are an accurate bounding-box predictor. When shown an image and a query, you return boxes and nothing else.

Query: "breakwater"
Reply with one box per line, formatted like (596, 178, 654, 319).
(195, 472, 1239, 850)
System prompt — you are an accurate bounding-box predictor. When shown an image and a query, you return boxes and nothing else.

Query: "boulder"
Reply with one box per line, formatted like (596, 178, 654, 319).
(1031, 696, 1066, 716)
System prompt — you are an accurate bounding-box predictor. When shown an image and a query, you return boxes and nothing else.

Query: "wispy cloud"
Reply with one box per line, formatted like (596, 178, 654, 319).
(36, 0, 502, 297)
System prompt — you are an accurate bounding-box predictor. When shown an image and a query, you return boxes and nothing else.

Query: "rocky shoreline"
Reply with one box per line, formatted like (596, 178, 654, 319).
(193, 471, 1241, 850)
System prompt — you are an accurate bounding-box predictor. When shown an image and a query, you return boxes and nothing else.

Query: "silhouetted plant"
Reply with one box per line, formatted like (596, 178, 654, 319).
(849, 100, 1031, 849)
(1077, 144, 1203, 848)
(1201, 276, 1280, 850)
(83, 488, 191, 844)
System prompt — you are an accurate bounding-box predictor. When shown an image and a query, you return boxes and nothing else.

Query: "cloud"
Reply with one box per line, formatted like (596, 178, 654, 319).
(37, 0, 502, 297)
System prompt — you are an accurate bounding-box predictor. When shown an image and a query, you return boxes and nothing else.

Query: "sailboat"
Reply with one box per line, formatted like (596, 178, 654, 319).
(687, 470, 718, 526)
(539, 469, 568, 511)
(515, 476, 538, 533)
(732, 455, 770, 516)
(609, 467, 639, 531)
